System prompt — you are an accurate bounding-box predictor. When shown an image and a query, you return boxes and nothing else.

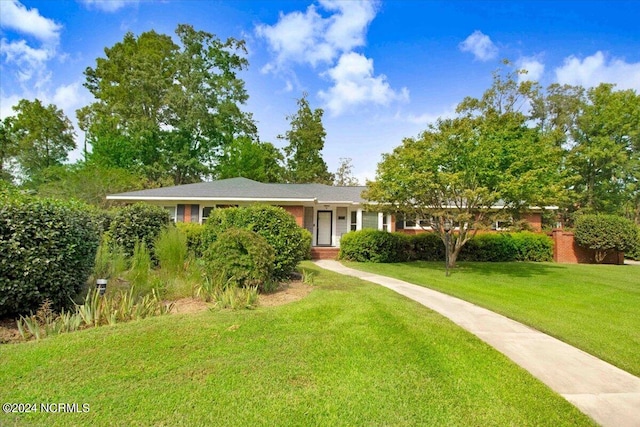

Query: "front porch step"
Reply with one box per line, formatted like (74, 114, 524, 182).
(311, 247, 340, 260)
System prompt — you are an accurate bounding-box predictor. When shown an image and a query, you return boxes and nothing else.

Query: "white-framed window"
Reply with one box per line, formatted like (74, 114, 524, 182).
(163, 206, 177, 222)
(362, 211, 378, 229)
(350, 211, 357, 231)
(202, 206, 214, 224)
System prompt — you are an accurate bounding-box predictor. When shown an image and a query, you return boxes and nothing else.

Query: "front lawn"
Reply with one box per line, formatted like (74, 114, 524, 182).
(0, 262, 592, 426)
(345, 261, 640, 377)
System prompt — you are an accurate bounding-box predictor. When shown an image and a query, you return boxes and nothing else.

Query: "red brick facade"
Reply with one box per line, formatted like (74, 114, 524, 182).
(280, 206, 304, 227)
(551, 230, 624, 264)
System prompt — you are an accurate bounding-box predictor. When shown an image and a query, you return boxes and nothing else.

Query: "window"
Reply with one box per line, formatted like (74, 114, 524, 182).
(382, 214, 388, 231)
(350, 211, 357, 231)
(164, 206, 176, 222)
(176, 204, 185, 222)
(202, 207, 214, 223)
(362, 211, 378, 229)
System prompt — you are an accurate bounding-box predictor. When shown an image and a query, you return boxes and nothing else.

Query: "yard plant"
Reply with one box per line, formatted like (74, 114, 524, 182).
(0, 263, 592, 426)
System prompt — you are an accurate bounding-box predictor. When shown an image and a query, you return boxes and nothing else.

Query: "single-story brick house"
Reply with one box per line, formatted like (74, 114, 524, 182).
(107, 177, 549, 253)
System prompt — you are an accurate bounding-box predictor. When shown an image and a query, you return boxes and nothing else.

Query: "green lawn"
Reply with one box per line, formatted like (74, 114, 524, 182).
(0, 262, 593, 426)
(344, 261, 640, 377)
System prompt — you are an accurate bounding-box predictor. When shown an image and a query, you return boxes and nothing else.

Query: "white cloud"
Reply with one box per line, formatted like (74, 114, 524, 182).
(517, 57, 545, 82)
(78, 0, 140, 13)
(459, 30, 498, 62)
(256, 0, 377, 71)
(319, 52, 409, 116)
(396, 104, 457, 126)
(0, 0, 61, 43)
(555, 51, 640, 91)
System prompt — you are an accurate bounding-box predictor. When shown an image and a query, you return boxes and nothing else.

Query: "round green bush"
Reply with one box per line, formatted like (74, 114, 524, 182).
(339, 229, 410, 263)
(205, 228, 275, 290)
(0, 193, 100, 317)
(574, 214, 639, 263)
(203, 204, 310, 281)
(109, 203, 170, 257)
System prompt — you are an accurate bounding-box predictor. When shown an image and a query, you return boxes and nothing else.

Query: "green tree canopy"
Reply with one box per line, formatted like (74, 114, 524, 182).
(79, 24, 256, 185)
(215, 137, 285, 182)
(280, 93, 334, 184)
(7, 99, 75, 184)
(365, 72, 563, 268)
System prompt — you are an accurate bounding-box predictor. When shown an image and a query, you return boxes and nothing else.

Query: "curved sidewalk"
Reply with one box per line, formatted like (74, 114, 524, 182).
(313, 260, 640, 427)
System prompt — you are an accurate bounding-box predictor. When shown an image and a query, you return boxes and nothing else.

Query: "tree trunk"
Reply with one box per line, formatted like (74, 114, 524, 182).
(594, 249, 610, 264)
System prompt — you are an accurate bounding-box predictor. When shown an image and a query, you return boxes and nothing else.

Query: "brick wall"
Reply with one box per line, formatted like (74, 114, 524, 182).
(281, 206, 304, 227)
(522, 213, 542, 232)
(551, 230, 624, 264)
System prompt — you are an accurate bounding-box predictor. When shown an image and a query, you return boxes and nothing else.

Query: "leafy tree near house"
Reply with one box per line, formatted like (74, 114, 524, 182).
(280, 93, 334, 184)
(79, 24, 256, 185)
(5, 99, 76, 185)
(0, 117, 18, 182)
(215, 137, 285, 182)
(574, 214, 639, 263)
(365, 70, 564, 269)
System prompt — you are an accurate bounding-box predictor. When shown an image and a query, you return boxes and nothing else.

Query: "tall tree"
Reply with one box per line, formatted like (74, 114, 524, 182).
(80, 25, 256, 185)
(0, 117, 18, 182)
(280, 93, 334, 184)
(567, 84, 640, 215)
(8, 99, 76, 183)
(334, 157, 360, 186)
(365, 74, 563, 269)
(216, 137, 285, 182)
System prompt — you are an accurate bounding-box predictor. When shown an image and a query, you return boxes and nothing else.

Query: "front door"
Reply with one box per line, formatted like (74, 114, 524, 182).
(317, 211, 332, 246)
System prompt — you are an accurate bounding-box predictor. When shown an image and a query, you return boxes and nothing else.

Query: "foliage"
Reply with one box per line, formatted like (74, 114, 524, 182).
(280, 93, 334, 184)
(154, 225, 188, 274)
(127, 240, 152, 291)
(0, 117, 18, 182)
(109, 203, 170, 257)
(365, 68, 563, 269)
(334, 157, 360, 186)
(408, 232, 446, 261)
(80, 25, 256, 184)
(216, 137, 285, 182)
(211, 286, 259, 310)
(36, 163, 148, 209)
(204, 228, 275, 291)
(92, 236, 128, 281)
(574, 214, 639, 262)
(4, 99, 76, 184)
(176, 222, 205, 257)
(511, 232, 554, 262)
(17, 288, 172, 341)
(0, 262, 592, 426)
(459, 234, 518, 262)
(0, 193, 100, 317)
(338, 230, 410, 263)
(203, 204, 311, 280)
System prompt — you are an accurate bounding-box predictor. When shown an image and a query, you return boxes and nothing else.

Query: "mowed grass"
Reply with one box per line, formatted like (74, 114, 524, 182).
(0, 263, 593, 426)
(345, 261, 640, 377)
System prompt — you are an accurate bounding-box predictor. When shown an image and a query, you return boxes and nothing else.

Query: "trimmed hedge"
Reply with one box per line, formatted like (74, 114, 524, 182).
(574, 214, 639, 262)
(339, 230, 410, 263)
(0, 193, 100, 317)
(205, 228, 275, 290)
(176, 222, 205, 257)
(109, 203, 170, 258)
(339, 230, 553, 263)
(203, 204, 311, 281)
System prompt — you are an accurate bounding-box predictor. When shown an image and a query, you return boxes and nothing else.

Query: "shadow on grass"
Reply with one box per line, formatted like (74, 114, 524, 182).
(400, 261, 568, 279)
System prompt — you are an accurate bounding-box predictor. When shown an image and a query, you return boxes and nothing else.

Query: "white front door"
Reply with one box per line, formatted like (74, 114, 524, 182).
(317, 211, 332, 246)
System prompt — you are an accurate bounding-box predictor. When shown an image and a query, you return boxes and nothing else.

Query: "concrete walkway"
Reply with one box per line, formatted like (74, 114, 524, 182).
(313, 260, 640, 427)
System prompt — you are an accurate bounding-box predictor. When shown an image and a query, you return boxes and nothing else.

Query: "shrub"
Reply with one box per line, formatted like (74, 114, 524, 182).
(574, 214, 639, 263)
(0, 194, 100, 317)
(109, 203, 170, 258)
(409, 233, 445, 261)
(511, 232, 553, 262)
(154, 225, 188, 273)
(204, 228, 275, 291)
(203, 204, 310, 281)
(339, 229, 410, 263)
(176, 222, 205, 257)
(459, 233, 517, 262)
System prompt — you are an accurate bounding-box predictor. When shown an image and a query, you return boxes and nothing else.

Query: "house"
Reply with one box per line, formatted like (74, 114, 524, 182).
(107, 177, 548, 256)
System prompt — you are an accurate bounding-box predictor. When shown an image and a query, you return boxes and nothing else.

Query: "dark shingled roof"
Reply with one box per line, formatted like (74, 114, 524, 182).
(107, 177, 367, 203)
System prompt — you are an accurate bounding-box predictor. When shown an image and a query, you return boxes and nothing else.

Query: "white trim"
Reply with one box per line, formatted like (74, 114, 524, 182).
(106, 196, 317, 202)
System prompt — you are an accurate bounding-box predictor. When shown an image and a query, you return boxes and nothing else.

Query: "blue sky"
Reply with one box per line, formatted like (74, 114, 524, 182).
(1, 0, 639, 182)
